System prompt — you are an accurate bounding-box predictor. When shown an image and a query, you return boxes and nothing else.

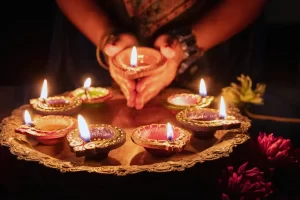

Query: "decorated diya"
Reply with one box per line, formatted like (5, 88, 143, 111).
(131, 123, 191, 157)
(176, 96, 241, 138)
(111, 46, 167, 79)
(15, 110, 77, 145)
(67, 115, 126, 159)
(164, 79, 214, 114)
(69, 77, 112, 106)
(30, 79, 82, 115)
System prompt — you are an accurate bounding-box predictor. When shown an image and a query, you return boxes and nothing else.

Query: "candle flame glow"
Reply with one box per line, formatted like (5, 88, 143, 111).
(199, 79, 207, 97)
(83, 78, 91, 89)
(40, 79, 48, 99)
(78, 115, 91, 142)
(130, 46, 137, 67)
(166, 123, 174, 141)
(24, 110, 32, 125)
(219, 96, 227, 119)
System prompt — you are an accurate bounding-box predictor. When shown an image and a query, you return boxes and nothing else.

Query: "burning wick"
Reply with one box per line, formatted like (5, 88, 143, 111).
(24, 110, 34, 127)
(219, 96, 227, 119)
(83, 78, 91, 100)
(199, 78, 207, 98)
(39, 79, 48, 102)
(166, 123, 174, 141)
(78, 114, 91, 142)
(130, 46, 137, 67)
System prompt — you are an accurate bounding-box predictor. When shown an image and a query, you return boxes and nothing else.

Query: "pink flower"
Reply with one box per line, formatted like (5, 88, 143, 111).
(219, 162, 272, 200)
(257, 133, 292, 162)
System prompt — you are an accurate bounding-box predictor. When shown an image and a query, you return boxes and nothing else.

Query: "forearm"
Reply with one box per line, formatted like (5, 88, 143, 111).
(192, 0, 267, 51)
(56, 0, 112, 46)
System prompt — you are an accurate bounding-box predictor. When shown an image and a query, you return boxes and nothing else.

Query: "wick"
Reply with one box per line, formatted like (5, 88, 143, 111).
(167, 137, 173, 141)
(26, 122, 35, 127)
(84, 88, 91, 100)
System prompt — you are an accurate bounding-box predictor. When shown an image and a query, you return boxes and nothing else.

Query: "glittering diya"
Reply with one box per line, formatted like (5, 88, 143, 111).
(176, 96, 241, 138)
(164, 79, 214, 114)
(15, 110, 77, 145)
(66, 115, 126, 159)
(69, 77, 112, 106)
(131, 123, 191, 157)
(30, 79, 82, 115)
(112, 46, 167, 79)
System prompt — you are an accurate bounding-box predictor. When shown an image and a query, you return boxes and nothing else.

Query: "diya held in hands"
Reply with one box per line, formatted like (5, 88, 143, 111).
(165, 79, 214, 114)
(176, 96, 241, 138)
(111, 46, 166, 79)
(69, 77, 112, 105)
(30, 79, 82, 115)
(66, 115, 126, 159)
(15, 110, 77, 145)
(131, 123, 191, 157)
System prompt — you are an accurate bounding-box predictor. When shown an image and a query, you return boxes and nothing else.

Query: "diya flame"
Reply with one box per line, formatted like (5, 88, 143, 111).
(166, 122, 174, 141)
(40, 79, 48, 99)
(130, 46, 137, 67)
(199, 78, 207, 97)
(83, 78, 91, 89)
(219, 96, 227, 119)
(78, 114, 91, 142)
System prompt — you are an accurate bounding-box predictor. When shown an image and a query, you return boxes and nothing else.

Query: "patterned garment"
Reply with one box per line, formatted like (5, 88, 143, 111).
(123, 0, 197, 37)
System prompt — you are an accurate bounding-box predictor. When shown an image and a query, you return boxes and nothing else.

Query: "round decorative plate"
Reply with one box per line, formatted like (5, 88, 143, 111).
(0, 88, 250, 176)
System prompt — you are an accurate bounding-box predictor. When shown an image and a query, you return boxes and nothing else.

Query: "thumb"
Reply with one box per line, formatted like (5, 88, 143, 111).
(154, 34, 176, 59)
(104, 34, 137, 57)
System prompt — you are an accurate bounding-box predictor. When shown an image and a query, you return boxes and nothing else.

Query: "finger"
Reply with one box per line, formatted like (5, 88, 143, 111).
(154, 34, 176, 59)
(127, 90, 136, 108)
(104, 34, 137, 57)
(135, 84, 161, 110)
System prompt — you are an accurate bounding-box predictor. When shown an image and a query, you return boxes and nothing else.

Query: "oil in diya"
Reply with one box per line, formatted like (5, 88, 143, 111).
(30, 79, 82, 115)
(164, 79, 214, 114)
(15, 110, 77, 145)
(69, 77, 112, 107)
(176, 96, 241, 138)
(131, 123, 191, 157)
(66, 115, 126, 160)
(111, 46, 167, 79)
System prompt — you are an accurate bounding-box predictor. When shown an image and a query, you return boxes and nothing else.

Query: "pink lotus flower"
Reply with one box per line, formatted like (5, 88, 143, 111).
(219, 162, 272, 200)
(257, 133, 292, 162)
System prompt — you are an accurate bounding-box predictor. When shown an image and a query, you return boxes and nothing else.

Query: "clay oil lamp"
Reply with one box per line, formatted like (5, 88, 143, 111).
(131, 123, 191, 157)
(66, 115, 126, 159)
(30, 79, 82, 115)
(176, 96, 241, 138)
(69, 78, 112, 107)
(111, 46, 166, 79)
(15, 110, 77, 145)
(164, 79, 214, 114)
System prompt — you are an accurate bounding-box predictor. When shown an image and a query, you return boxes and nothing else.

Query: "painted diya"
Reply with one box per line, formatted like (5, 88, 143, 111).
(67, 115, 126, 159)
(15, 110, 77, 145)
(164, 79, 214, 114)
(111, 46, 166, 79)
(176, 97, 241, 138)
(30, 79, 82, 115)
(131, 123, 191, 157)
(69, 78, 112, 106)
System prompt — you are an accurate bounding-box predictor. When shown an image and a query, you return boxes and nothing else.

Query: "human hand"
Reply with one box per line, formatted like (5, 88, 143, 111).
(104, 33, 138, 107)
(135, 34, 184, 109)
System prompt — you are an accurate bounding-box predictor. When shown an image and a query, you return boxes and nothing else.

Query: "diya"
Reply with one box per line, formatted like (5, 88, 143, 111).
(176, 96, 241, 138)
(164, 79, 214, 114)
(67, 115, 126, 159)
(131, 123, 191, 157)
(30, 79, 82, 115)
(69, 77, 112, 106)
(111, 46, 166, 79)
(15, 110, 77, 145)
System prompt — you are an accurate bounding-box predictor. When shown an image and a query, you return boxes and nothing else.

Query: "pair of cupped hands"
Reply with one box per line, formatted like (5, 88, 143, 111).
(103, 33, 184, 110)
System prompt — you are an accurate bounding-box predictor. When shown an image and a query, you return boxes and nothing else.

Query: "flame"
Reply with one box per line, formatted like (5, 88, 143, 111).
(130, 46, 137, 67)
(83, 78, 91, 89)
(78, 115, 91, 142)
(166, 122, 174, 141)
(24, 110, 32, 125)
(199, 78, 207, 97)
(40, 79, 48, 99)
(219, 96, 227, 119)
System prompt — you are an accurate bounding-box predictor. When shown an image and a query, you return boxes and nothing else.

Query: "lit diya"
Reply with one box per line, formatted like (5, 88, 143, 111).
(131, 123, 191, 157)
(111, 46, 166, 79)
(69, 77, 112, 106)
(164, 79, 214, 114)
(15, 110, 77, 145)
(66, 115, 126, 159)
(30, 79, 82, 115)
(176, 96, 241, 138)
